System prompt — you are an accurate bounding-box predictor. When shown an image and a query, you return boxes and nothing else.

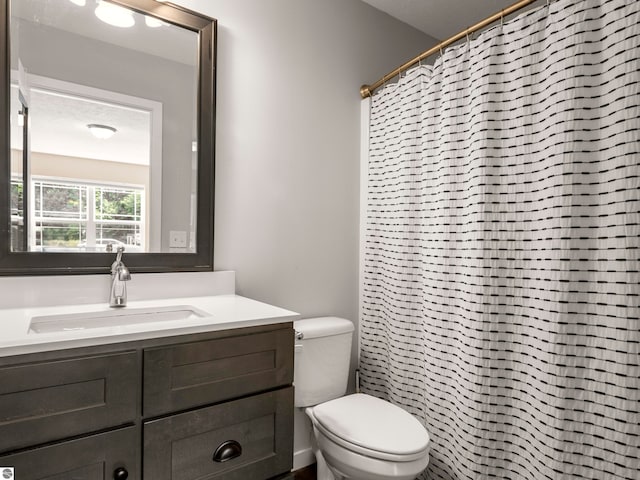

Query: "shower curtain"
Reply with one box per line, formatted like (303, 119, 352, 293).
(359, 0, 639, 479)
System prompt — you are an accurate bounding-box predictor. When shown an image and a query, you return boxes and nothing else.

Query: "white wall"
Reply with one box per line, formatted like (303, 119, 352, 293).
(173, 0, 435, 469)
(177, 0, 435, 320)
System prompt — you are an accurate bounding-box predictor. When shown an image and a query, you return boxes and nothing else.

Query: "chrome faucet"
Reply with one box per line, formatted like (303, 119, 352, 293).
(109, 246, 131, 307)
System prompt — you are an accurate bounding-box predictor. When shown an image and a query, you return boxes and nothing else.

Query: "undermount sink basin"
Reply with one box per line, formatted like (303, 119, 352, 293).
(29, 305, 209, 334)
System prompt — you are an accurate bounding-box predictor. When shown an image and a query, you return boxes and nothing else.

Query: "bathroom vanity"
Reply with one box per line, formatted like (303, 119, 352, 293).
(0, 281, 298, 480)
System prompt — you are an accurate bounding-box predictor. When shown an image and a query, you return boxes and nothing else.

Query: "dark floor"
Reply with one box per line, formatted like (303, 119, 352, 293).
(293, 464, 317, 480)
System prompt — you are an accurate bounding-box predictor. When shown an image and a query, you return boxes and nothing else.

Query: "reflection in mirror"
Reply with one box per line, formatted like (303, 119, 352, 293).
(10, 79, 156, 253)
(10, 0, 198, 253)
(0, 0, 216, 274)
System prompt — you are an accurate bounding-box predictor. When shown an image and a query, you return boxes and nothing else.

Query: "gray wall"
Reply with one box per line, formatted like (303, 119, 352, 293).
(176, 0, 435, 322)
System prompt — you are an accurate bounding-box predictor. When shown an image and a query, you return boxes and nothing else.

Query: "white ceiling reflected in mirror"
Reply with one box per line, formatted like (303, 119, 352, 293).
(9, 0, 199, 254)
(10, 77, 154, 166)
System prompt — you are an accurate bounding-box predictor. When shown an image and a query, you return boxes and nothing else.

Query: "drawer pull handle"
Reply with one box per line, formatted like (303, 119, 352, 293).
(212, 440, 243, 463)
(113, 467, 129, 480)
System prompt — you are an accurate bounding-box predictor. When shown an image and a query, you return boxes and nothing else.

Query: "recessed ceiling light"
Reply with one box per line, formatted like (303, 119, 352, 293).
(87, 124, 117, 139)
(95, 1, 135, 28)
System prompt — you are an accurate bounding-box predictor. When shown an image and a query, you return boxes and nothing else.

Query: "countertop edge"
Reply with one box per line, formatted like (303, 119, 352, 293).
(0, 294, 299, 358)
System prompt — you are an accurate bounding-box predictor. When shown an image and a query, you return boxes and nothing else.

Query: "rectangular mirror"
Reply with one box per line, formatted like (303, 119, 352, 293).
(0, 0, 216, 274)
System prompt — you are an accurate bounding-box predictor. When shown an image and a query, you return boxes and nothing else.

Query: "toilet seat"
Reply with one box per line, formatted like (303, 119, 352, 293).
(311, 393, 430, 462)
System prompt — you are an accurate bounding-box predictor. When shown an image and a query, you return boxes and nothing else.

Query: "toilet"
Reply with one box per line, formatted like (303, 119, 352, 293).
(294, 317, 430, 480)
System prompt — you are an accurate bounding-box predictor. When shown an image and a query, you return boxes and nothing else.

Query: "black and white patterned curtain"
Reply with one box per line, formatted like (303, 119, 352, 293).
(360, 0, 639, 479)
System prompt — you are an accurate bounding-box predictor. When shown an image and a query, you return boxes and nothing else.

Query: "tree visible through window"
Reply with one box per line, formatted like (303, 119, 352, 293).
(11, 177, 144, 252)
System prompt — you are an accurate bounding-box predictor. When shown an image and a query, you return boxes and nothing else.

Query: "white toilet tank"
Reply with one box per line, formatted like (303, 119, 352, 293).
(294, 317, 354, 408)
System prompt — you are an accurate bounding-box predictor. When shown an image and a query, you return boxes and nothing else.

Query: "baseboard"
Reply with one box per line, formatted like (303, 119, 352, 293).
(293, 446, 315, 471)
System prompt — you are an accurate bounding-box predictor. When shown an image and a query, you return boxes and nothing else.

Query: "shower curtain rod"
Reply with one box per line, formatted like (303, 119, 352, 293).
(360, 0, 541, 98)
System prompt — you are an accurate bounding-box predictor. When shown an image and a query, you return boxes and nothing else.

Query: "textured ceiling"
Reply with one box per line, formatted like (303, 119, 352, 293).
(361, 0, 533, 40)
(10, 84, 152, 166)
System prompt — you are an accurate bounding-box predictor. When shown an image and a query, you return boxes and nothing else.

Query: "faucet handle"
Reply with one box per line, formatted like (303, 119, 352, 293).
(114, 246, 125, 264)
(111, 246, 127, 273)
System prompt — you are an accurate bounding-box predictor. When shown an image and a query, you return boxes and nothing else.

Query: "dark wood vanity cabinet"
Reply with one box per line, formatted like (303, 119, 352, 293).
(1, 427, 139, 480)
(0, 323, 294, 480)
(144, 388, 293, 480)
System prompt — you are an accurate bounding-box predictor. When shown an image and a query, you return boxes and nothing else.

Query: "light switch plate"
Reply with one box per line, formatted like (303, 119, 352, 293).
(169, 230, 187, 248)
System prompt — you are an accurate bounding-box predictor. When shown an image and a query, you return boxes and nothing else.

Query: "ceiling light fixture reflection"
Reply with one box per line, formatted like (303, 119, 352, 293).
(69, 0, 86, 6)
(87, 124, 117, 139)
(145, 16, 164, 28)
(95, 1, 135, 28)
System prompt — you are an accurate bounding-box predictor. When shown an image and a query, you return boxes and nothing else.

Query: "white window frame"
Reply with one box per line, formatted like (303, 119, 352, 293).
(28, 176, 146, 252)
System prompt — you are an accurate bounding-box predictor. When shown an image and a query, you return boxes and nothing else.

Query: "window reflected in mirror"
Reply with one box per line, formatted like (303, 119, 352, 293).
(9, 0, 200, 254)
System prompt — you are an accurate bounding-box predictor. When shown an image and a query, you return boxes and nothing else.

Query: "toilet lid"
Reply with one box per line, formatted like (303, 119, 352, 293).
(312, 393, 430, 457)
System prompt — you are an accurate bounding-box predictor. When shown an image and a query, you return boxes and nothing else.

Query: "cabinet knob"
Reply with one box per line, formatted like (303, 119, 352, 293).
(212, 440, 243, 463)
(113, 467, 129, 480)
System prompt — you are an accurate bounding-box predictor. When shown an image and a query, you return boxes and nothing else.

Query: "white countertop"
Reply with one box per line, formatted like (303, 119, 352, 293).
(0, 294, 299, 357)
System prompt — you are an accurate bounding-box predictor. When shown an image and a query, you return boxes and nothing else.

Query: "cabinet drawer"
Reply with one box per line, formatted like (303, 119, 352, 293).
(0, 351, 138, 453)
(143, 328, 293, 417)
(0, 425, 138, 480)
(143, 387, 293, 480)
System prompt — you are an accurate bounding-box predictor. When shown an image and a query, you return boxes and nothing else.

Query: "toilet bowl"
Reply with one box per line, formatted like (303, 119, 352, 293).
(306, 394, 430, 480)
(294, 317, 430, 480)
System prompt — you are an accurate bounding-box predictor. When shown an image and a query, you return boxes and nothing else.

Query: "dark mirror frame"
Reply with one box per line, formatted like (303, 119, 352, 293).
(0, 0, 216, 275)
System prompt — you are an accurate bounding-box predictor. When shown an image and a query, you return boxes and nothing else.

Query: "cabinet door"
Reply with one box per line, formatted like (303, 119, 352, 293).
(143, 328, 293, 417)
(143, 387, 293, 480)
(0, 426, 138, 480)
(0, 351, 138, 453)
